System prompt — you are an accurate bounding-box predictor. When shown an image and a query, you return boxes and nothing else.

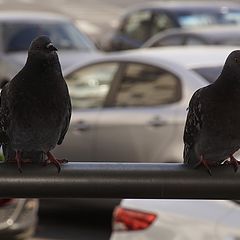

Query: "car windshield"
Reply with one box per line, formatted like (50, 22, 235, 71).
(2, 21, 94, 52)
(175, 9, 240, 27)
(192, 66, 222, 83)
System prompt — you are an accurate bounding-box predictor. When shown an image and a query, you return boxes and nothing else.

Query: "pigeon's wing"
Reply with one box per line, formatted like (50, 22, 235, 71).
(183, 88, 203, 165)
(0, 83, 10, 145)
(57, 96, 72, 145)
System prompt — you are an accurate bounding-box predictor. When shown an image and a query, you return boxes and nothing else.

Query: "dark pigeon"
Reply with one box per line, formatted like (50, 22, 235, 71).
(183, 50, 240, 174)
(0, 35, 71, 172)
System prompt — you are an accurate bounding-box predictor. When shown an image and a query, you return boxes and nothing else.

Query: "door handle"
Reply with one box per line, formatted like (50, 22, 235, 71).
(148, 116, 166, 127)
(76, 120, 90, 131)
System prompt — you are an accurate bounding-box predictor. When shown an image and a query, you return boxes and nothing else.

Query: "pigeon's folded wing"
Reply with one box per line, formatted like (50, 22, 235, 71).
(183, 88, 203, 165)
(57, 96, 72, 145)
(0, 83, 10, 145)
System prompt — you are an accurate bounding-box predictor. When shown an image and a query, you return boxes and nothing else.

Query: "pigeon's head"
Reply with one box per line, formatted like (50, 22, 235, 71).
(225, 50, 240, 69)
(218, 50, 240, 83)
(28, 35, 58, 54)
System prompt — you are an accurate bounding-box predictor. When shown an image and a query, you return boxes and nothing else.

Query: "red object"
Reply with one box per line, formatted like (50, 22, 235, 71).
(113, 206, 157, 231)
(0, 199, 12, 207)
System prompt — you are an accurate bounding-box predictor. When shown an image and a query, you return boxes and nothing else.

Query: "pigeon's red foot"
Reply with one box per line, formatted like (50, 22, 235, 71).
(8, 151, 32, 173)
(43, 152, 68, 173)
(15, 150, 22, 173)
(225, 155, 240, 172)
(194, 155, 212, 175)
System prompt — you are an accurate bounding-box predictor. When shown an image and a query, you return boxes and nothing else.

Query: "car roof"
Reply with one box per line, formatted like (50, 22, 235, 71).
(66, 46, 237, 75)
(127, 1, 240, 12)
(0, 11, 70, 22)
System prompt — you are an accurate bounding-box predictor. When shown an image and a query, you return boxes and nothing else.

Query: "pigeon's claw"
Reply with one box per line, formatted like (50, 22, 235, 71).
(227, 155, 240, 172)
(8, 151, 32, 173)
(194, 155, 212, 175)
(15, 150, 22, 173)
(44, 152, 68, 173)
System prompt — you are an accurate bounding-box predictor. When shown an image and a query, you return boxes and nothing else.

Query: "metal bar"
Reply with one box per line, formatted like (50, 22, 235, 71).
(0, 162, 238, 199)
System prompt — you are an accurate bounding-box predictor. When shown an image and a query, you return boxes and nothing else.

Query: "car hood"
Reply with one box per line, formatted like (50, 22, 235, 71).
(5, 50, 101, 75)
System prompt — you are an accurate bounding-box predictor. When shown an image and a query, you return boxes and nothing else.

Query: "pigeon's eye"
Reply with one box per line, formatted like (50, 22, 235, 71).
(235, 57, 238, 63)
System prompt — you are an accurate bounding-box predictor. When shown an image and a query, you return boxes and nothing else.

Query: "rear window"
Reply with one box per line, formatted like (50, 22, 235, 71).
(2, 22, 95, 52)
(192, 66, 222, 83)
(175, 9, 240, 27)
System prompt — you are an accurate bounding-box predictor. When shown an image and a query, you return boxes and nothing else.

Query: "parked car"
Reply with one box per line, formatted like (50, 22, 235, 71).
(110, 199, 240, 240)
(0, 10, 99, 84)
(142, 25, 240, 48)
(53, 45, 237, 164)
(100, 1, 240, 51)
(0, 198, 39, 240)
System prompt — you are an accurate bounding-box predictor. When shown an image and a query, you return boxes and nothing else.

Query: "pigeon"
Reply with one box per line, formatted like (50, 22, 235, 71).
(183, 50, 240, 174)
(0, 35, 71, 172)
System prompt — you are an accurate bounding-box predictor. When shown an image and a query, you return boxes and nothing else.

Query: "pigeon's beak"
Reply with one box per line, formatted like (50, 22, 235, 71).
(46, 43, 58, 52)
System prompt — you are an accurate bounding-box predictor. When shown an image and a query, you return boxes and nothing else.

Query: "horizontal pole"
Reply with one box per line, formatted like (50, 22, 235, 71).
(0, 162, 238, 199)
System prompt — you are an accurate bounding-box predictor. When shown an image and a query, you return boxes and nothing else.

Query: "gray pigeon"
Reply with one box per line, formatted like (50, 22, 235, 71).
(183, 50, 240, 174)
(0, 35, 71, 172)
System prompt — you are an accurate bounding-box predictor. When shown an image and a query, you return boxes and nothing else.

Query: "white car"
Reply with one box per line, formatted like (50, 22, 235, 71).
(53, 45, 238, 163)
(0, 10, 99, 84)
(110, 199, 240, 240)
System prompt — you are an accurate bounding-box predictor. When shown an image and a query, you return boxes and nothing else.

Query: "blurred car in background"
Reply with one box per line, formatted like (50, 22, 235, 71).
(0, 198, 38, 240)
(100, 1, 240, 51)
(110, 199, 240, 240)
(53, 45, 236, 164)
(0, 10, 99, 84)
(142, 25, 240, 48)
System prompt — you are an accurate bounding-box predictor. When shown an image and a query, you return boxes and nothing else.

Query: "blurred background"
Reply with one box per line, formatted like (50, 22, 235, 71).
(1, 0, 240, 240)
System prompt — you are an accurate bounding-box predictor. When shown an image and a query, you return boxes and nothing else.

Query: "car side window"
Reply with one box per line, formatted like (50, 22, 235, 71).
(121, 10, 153, 42)
(65, 63, 119, 109)
(152, 12, 176, 35)
(185, 36, 206, 45)
(154, 35, 184, 47)
(113, 63, 181, 107)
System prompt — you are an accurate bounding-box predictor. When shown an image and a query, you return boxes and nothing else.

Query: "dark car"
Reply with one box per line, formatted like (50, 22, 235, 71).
(142, 25, 240, 48)
(101, 1, 240, 51)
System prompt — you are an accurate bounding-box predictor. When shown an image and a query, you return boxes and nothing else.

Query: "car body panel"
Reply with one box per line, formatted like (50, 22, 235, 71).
(111, 199, 240, 240)
(53, 109, 100, 162)
(142, 25, 240, 48)
(96, 105, 178, 162)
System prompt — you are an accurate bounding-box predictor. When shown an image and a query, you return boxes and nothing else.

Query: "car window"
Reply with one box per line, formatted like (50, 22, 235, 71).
(121, 10, 152, 42)
(113, 63, 181, 107)
(177, 13, 218, 27)
(220, 10, 240, 24)
(185, 36, 206, 45)
(192, 66, 222, 83)
(152, 12, 176, 35)
(65, 63, 119, 109)
(154, 35, 184, 46)
(3, 22, 94, 52)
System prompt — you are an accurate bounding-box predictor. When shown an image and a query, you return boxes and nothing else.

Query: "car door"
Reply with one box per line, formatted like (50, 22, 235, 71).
(96, 62, 183, 163)
(53, 62, 121, 162)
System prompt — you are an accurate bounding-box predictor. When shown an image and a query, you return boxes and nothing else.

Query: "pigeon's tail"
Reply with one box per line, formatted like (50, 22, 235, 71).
(2, 145, 45, 163)
(183, 145, 199, 167)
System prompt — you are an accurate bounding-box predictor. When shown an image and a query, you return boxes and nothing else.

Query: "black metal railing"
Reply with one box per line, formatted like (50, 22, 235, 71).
(0, 162, 238, 199)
